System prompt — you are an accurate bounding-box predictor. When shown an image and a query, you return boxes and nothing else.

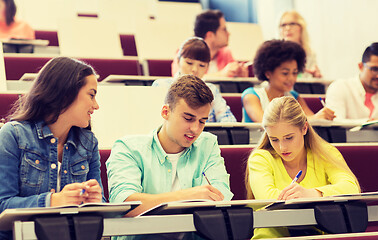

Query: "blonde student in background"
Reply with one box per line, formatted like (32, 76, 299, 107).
(245, 96, 360, 239)
(279, 10, 322, 78)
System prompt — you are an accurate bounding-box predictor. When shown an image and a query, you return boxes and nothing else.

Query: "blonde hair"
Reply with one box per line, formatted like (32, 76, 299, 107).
(279, 10, 312, 56)
(245, 96, 360, 199)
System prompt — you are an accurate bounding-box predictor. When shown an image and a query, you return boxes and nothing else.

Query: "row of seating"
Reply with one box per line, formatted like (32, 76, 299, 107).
(4, 56, 142, 81)
(204, 125, 352, 145)
(3, 57, 329, 95)
(35, 31, 138, 57)
(99, 144, 378, 201)
(0, 93, 324, 122)
(223, 95, 324, 122)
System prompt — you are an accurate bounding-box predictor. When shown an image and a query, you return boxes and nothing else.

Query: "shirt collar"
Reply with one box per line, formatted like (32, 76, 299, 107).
(356, 75, 368, 96)
(151, 126, 192, 165)
(34, 121, 78, 149)
(35, 120, 54, 139)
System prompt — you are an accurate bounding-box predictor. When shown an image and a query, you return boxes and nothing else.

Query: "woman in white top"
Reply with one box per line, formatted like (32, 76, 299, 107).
(242, 40, 335, 122)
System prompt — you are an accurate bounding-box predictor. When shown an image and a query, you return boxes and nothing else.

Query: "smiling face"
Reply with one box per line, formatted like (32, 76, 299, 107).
(266, 60, 298, 93)
(62, 74, 99, 128)
(265, 121, 308, 164)
(178, 57, 209, 79)
(159, 98, 211, 154)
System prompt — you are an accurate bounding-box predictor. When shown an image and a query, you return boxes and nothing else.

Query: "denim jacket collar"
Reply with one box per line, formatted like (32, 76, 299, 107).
(152, 126, 193, 165)
(35, 121, 54, 140)
(34, 120, 78, 149)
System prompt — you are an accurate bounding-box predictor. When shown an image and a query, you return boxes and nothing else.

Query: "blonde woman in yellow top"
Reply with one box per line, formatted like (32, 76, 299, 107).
(246, 96, 360, 239)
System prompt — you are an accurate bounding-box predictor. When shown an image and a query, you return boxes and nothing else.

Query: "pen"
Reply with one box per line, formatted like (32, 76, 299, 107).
(291, 170, 303, 184)
(202, 172, 212, 185)
(80, 189, 86, 196)
(319, 97, 326, 107)
(264, 170, 303, 210)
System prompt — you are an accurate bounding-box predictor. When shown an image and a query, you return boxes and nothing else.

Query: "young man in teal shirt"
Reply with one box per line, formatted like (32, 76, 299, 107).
(106, 75, 233, 222)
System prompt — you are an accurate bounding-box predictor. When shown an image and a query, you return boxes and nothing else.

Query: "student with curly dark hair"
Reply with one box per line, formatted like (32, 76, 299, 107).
(242, 40, 335, 122)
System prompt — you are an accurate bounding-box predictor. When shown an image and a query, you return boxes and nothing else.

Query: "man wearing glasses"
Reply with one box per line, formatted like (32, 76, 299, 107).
(325, 42, 378, 122)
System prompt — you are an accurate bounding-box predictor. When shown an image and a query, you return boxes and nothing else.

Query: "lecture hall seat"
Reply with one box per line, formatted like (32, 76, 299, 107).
(4, 56, 51, 80)
(220, 147, 251, 200)
(0, 93, 20, 120)
(81, 58, 142, 81)
(4, 56, 142, 81)
(34, 30, 59, 46)
(145, 59, 173, 77)
(223, 96, 243, 122)
(119, 34, 138, 57)
(223, 95, 325, 122)
(35, 31, 138, 56)
(99, 149, 111, 201)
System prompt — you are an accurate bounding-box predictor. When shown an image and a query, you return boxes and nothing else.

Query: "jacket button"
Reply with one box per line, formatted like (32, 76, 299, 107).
(50, 138, 56, 144)
(81, 165, 85, 170)
(64, 170, 67, 174)
(51, 163, 56, 169)
(35, 160, 40, 164)
(65, 146, 68, 150)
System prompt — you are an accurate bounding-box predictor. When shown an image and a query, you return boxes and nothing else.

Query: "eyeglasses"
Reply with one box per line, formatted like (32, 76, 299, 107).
(364, 63, 378, 75)
(280, 22, 300, 28)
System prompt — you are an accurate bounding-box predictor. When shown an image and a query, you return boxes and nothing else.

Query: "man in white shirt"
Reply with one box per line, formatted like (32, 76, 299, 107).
(326, 42, 378, 122)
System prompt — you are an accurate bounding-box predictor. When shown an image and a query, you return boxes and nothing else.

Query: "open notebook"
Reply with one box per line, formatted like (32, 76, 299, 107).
(137, 199, 275, 217)
(263, 192, 378, 211)
(0, 201, 141, 231)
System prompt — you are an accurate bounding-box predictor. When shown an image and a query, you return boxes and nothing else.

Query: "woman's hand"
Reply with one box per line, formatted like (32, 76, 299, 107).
(82, 179, 103, 203)
(314, 107, 336, 121)
(305, 65, 322, 78)
(50, 182, 87, 206)
(278, 183, 322, 200)
(50, 180, 102, 206)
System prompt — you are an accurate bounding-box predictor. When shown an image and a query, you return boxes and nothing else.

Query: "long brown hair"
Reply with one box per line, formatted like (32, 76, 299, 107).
(10, 57, 96, 125)
(245, 96, 360, 199)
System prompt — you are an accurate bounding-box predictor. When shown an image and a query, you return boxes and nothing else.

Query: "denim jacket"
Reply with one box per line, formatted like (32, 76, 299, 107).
(0, 120, 103, 239)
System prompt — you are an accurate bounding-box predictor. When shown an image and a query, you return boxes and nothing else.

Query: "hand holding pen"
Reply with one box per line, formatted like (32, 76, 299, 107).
(291, 170, 302, 184)
(278, 170, 322, 200)
(313, 97, 336, 121)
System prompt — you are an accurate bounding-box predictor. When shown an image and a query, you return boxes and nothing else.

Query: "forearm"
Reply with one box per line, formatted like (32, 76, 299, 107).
(124, 188, 219, 217)
(0, 192, 50, 212)
(316, 180, 360, 197)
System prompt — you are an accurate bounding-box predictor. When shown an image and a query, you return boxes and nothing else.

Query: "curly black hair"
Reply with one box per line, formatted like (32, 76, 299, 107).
(253, 39, 306, 81)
